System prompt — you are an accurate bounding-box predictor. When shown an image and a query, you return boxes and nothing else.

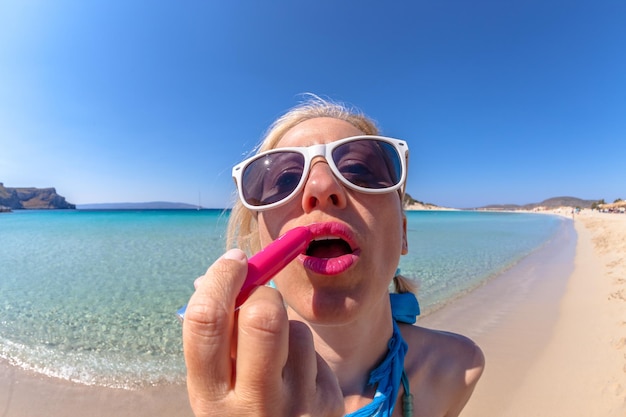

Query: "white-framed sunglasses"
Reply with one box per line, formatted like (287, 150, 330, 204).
(232, 135, 409, 211)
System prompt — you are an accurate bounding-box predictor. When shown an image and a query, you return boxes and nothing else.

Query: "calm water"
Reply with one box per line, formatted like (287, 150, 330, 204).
(0, 209, 564, 388)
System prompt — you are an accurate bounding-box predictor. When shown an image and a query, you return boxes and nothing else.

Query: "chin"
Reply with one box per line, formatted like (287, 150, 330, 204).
(288, 291, 362, 326)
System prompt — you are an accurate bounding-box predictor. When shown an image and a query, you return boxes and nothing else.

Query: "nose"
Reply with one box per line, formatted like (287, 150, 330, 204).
(301, 159, 348, 212)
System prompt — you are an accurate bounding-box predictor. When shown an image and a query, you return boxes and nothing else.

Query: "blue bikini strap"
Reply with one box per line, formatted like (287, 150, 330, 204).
(390, 292, 420, 324)
(344, 292, 420, 417)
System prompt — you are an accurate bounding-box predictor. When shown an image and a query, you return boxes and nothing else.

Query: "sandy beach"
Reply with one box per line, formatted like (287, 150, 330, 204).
(438, 210, 626, 417)
(0, 362, 193, 417)
(1, 211, 625, 416)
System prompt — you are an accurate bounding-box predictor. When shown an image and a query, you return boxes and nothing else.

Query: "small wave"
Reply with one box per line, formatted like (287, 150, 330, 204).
(0, 337, 186, 390)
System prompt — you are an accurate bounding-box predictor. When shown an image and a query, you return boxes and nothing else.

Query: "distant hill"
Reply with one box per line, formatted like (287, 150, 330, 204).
(402, 193, 600, 211)
(0, 183, 75, 210)
(403, 193, 451, 210)
(77, 201, 201, 210)
(478, 196, 598, 211)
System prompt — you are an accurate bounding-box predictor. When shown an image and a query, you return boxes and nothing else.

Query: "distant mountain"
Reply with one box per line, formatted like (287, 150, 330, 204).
(77, 201, 201, 210)
(477, 196, 598, 211)
(0, 183, 75, 210)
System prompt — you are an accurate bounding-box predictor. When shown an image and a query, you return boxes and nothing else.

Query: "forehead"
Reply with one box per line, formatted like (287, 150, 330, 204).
(277, 117, 365, 148)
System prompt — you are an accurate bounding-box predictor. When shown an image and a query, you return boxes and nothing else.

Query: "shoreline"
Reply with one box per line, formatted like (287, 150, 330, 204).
(419, 212, 576, 414)
(0, 360, 193, 417)
(454, 211, 626, 416)
(2, 212, 624, 416)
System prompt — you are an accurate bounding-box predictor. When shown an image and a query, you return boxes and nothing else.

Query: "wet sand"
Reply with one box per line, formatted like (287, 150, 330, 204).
(0, 360, 192, 417)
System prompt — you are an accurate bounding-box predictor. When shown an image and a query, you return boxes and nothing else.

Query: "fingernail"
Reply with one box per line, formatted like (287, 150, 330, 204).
(193, 276, 202, 289)
(223, 248, 246, 261)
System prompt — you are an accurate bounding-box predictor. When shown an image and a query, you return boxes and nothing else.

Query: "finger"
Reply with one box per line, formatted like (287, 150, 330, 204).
(283, 320, 317, 392)
(313, 351, 345, 416)
(234, 286, 289, 406)
(284, 321, 344, 417)
(183, 249, 248, 400)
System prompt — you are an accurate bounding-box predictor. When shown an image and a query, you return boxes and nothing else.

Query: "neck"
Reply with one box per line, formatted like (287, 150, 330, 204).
(289, 294, 394, 397)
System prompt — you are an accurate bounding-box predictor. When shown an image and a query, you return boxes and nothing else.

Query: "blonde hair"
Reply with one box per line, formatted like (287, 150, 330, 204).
(226, 94, 415, 294)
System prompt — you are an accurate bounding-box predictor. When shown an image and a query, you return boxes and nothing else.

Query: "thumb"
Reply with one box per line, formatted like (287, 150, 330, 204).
(183, 249, 248, 400)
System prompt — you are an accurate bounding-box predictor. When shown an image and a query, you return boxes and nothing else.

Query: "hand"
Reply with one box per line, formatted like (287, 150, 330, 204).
(183, 249, 344, 417)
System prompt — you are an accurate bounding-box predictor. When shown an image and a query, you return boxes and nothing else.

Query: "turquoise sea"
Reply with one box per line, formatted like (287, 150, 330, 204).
(0, 209, 566, 389)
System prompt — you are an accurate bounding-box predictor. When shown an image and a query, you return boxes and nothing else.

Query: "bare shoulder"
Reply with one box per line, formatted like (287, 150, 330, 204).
(398, 324, 485, 416)
(401, 323, 484, 375)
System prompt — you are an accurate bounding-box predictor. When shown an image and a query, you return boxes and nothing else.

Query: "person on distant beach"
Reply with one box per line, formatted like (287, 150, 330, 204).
(182, 95, 484, 416)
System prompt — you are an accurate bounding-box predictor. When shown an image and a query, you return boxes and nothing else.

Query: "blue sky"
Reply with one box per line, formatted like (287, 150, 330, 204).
(1, 0, 624, 209)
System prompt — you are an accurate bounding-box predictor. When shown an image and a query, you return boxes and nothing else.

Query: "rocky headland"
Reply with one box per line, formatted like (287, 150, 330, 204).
(0, 183, 75, 210)
(403, 193, 456, 210)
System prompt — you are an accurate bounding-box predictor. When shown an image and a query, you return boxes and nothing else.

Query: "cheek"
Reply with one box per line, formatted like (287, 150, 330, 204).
(378, 221, 404, 262)
(366, 199, 405, 261)
(361, 195, 404, 236)
(258, 206, 304, 243)
(256, 223, 273, 247)
(257, 213, 285, 243)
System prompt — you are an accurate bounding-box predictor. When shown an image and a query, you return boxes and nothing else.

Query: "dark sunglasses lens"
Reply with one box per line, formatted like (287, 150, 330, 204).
(332, 140, 402, 189)
(242, 151, 305, 206)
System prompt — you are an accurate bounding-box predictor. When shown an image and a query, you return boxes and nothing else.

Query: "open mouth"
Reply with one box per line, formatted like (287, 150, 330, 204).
(306, 236, 354, 259)
(301, 223, 359, 275)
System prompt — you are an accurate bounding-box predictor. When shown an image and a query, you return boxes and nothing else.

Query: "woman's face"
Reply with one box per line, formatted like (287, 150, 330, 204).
(257, 117, 407, 325)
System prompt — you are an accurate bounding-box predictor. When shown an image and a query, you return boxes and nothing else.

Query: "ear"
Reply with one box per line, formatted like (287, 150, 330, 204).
(401, 213, 408, 255)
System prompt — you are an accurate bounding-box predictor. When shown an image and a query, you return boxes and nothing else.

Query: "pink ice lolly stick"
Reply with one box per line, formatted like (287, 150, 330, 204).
(235, 226, 312, 307)
(177, 226, 312, 321)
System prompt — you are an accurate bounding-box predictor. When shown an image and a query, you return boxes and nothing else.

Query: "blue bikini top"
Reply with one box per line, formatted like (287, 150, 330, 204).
(344, 292, 420, 417)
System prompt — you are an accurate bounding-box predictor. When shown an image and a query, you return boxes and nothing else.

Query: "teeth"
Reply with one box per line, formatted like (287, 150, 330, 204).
(312, 236, 341, 242)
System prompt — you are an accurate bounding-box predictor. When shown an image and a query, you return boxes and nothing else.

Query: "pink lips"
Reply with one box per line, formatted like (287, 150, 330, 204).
(299, 222, 361, 275)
